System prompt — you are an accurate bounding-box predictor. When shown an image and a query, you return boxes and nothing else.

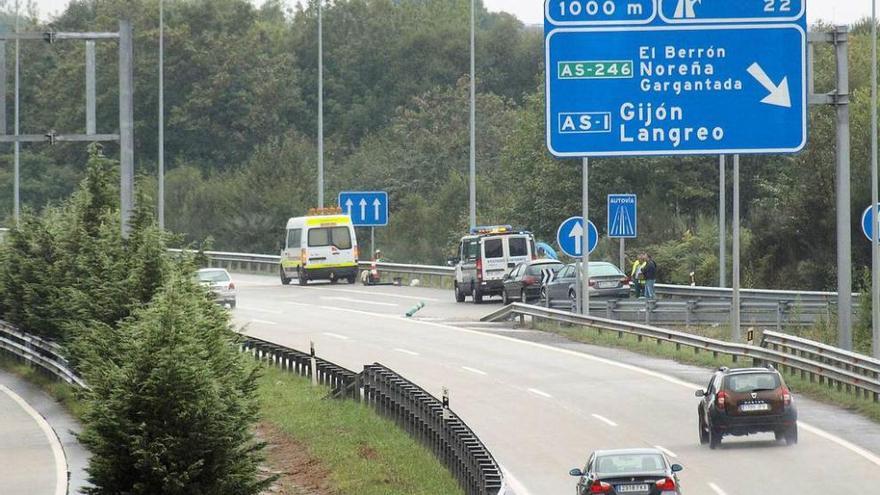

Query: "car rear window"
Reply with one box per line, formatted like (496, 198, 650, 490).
(527, 263, 563, 275)
(308, 227, 352, 249)
(484, 239, 503, 259)
(589, 264, 623, 277)
(595, 454, 665, 475)
(198, 270, 230, 283)
(509, 237, 529, 257)
(724, 373, 781, 393)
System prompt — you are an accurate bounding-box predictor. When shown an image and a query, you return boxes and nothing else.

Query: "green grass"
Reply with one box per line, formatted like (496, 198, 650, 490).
(537, 321, 880, 424)
(258, 366, 463, 495)
(0, 353, 87, 420)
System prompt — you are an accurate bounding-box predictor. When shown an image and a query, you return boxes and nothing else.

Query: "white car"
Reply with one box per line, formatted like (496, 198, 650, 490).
(197, 268, 236, 309)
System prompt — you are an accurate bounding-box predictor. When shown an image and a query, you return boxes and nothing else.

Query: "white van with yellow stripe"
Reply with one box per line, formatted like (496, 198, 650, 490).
(280, 209, 359, 286)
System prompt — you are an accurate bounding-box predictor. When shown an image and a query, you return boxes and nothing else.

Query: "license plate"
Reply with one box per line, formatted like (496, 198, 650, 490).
(616, 484, 649, 493)
(599, 281, 618, 288)
(740, 403, 770, 412)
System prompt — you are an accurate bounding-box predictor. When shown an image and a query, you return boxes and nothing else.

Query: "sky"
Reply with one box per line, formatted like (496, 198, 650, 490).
(23, 0, 875, 26)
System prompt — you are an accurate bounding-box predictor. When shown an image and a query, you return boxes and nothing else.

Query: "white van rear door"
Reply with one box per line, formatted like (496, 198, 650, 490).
(306, 226, 355, 267)
(506, 235, 532, 268)
(481, 237, 507, 281)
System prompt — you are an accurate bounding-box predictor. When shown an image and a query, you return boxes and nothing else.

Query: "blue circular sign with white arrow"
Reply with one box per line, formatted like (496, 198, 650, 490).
(862, 203, 880, 242)
(556, 216, 598, 258)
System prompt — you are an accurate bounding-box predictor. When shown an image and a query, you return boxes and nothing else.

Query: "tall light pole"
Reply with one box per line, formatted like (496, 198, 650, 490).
(158, 0, 165, 230)
(468, 0, 476, 230)
(317, 0, 324, 208)
(872, 0, 879, 358)
(13, 0, 20, 225)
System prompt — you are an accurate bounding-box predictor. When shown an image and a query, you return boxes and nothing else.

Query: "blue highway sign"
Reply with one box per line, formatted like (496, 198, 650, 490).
(608, 194, 637, 238)
(544, 1, 807, 158)
(556, 217, 599, 258)
(862, 204, 880, 242)
(338, 191, 389, 227)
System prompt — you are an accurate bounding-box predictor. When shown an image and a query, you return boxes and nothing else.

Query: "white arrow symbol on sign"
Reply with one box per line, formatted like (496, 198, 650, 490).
(373, 198, 381, 220)
(345, 199, 354, 218)
(569, 221, 584, 256)
(359, 199, 368, 220)
(747, 62, 791, 108)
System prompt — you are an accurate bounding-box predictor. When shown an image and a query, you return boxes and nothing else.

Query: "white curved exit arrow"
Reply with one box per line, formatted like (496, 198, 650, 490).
(748, 62, 791, 108)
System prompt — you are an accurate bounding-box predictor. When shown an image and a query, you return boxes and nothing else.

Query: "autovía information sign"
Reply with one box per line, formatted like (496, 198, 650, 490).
(545, 0, 807, 157)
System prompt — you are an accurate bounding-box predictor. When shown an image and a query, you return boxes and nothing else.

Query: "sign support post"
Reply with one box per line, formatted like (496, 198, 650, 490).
(720, 155, 726, 288)
(835, 26, 852, 351)
(582, 157, 590, 316)
(619, 239, 625, 273)
(732, 154, 741, 342)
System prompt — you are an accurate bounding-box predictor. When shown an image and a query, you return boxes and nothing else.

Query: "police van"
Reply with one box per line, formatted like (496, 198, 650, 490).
(450, 226, 536, 303)
(280, 208, 359, 286)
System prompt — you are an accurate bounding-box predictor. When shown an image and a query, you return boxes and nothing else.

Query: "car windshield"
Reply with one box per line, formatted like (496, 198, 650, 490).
(725, 373, 781, 393)
(308, 227, 353, 249)
(595, 454, 665, 475)
(197, 270, 230, 283)
(527, 262, 563, 275)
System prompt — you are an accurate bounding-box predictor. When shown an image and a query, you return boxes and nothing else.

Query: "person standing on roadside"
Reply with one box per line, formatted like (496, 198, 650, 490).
(643, 254, 658, 300)
(630, 255, 647, 298)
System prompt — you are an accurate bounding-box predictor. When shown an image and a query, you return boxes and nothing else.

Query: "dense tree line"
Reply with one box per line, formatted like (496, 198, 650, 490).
(0, 0, 878, 292)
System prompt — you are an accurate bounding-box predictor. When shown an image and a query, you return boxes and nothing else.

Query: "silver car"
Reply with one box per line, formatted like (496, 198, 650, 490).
(545, 262, 630, 310)
(197, 268, 236, 309)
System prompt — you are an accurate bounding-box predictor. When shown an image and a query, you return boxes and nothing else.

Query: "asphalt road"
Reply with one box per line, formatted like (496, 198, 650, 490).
(232, 273, 880, 495)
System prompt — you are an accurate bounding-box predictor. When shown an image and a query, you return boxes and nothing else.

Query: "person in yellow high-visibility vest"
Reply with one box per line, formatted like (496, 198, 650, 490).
(630, 255, 647, 298)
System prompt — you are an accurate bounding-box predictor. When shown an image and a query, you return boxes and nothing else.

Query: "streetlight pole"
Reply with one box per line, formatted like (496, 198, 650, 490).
(872, 0, 879, 358)
(317, 0, 324, 208)
(13, 0, 20, 225)
(158, 0, 165, 230)
(468, 0, 476, 230)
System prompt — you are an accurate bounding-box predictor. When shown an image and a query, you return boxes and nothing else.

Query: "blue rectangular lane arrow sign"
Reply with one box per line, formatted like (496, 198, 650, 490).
(608, 194, 637, 239)
(338, 191, 389, 227)
(546, 24, 806, 157)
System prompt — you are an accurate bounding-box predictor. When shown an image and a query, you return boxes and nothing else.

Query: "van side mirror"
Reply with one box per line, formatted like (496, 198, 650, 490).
(695, 389, 705, 397)
(447, 257, 460, 267)
(569, 468, 584, 477)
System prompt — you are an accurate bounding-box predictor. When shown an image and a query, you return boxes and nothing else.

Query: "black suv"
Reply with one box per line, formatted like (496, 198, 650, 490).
(696, 366, 797, 449)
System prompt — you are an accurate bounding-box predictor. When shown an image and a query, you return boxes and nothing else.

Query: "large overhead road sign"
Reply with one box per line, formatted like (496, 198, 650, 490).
(338, 191, 389, 227)
(545, 1, 807, 158)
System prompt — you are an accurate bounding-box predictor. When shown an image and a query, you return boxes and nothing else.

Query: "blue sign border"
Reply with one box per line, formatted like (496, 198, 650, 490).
(657, 0, 805, 25)
(862, 204, 880, 242)
(337, 191, 389, 227)
(544, 24, 807, 158)
(607, 194, 637, 239)
(544, 0, 658, 27)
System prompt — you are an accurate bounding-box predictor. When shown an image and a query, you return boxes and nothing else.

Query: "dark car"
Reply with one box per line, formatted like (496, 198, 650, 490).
(696, 366, 798, 449)
(569, 448, 684, 495)
(501, 259, 563, 305)
(546, 262, 631, 310)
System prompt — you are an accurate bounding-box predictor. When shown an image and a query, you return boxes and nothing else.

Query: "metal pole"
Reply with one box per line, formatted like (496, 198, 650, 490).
(317, 0, 324, 208)
(732, 154, 741, 341)
(719, 155, 726, 287)
(14, 0, 20, 225)
(158, 0, 165, 230)
(119, 20, 135, 237)
(468, 0, 476, 230)
(86, 41, 96, 134)
(371, 227, 375, 258)
(0, 40, 6, 137)
(619, 238, 625, 272)
(873, 4, 880, 358)
(582, 157, 590, 315)
(835, 26, 852, 350)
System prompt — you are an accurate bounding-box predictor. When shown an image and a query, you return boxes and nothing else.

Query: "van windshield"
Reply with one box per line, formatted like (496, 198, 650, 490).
(308, 227, 353, 249)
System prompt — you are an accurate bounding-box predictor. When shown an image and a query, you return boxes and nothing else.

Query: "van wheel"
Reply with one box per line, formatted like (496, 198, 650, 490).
(472, 285, 483, 304)
(280, 266, 292, 285)
(347, 276, 356, 284)
(330, 276, 339, 285)
(454, 283, 466, 303)
(297, 268, 308, 286)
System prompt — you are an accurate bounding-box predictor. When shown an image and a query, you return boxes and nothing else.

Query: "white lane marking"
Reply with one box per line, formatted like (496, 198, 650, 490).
(394, 348, 420, 356)
(654, 445, 678, 458)
(238, 306, 283, 314)
(263, 305, 880, 470)
(285, 301, 318, 308)
(249, 319, 278, 326)
(462, 366, 488, 376)
(320, 296, 399, 307)
(0, 384, 67, 495)
(591, 414, 618, 427)
(323, 332, 350, 340)
(708, 482, 728, 495)
(527, 388, 552, 399)
(301, 285, 440, 302)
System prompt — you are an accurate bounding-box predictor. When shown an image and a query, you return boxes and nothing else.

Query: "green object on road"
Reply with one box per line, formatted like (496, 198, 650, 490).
(405, 302, 425, 317)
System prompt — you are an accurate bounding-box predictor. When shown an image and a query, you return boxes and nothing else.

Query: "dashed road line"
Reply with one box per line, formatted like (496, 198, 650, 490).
(708, 482, 728, 495)
(527, 388, 552, 399)
(591, 414, 618, 427)
(654, 445, 678, 458)
(462, 366, 488, 376)
(323, 332, 350, 340)
(394, 348, 420, 356)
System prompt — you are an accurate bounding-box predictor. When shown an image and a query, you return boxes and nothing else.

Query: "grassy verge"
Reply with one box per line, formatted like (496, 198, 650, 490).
(258, 366, 463, 495)
(538, 321, 880, 424)
(0, 353, 87, 420)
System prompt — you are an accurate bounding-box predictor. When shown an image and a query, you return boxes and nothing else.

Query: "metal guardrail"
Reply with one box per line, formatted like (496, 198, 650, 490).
(0, 320, 87, 388)
(242, 337, 505, 495)
(656, 283, 858, 305)
(483, 304, 880, 402)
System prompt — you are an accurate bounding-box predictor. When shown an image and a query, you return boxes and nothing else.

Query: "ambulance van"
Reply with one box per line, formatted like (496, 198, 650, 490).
(280, 208, 359, 286)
